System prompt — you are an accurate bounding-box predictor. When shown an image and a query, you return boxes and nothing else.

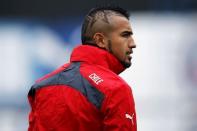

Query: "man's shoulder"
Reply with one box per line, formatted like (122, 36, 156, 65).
(35, 63, 70, 83)
(80, 63, 130, 92)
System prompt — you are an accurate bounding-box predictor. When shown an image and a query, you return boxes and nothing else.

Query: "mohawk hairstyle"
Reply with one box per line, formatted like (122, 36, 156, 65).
(81, 5, 130, 44)
(87, 5, 130, 19)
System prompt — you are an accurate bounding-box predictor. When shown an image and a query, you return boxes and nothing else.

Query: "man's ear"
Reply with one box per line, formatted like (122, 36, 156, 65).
(93, 33, 107, 49)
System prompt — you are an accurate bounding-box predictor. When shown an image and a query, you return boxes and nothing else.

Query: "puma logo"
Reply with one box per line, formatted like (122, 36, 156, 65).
(125, 113, 134, 125)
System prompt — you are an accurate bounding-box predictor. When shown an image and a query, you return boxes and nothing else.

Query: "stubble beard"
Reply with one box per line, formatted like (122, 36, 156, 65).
(107, 40, 131, 68)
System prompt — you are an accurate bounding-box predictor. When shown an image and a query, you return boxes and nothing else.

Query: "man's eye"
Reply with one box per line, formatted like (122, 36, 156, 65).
(122, 33, 131, 37)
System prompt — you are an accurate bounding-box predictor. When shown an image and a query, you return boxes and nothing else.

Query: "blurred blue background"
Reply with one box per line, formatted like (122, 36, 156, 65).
(0, 0, 197, 130)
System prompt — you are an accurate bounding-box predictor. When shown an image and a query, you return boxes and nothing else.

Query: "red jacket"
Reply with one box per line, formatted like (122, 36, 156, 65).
(28, 45, 137, 131)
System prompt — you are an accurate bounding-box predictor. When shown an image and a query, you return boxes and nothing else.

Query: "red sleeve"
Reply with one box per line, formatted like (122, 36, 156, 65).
(101, 85, 137, 131)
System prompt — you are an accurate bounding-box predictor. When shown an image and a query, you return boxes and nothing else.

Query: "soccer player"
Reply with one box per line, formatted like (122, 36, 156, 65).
(28, 5, 137, 131)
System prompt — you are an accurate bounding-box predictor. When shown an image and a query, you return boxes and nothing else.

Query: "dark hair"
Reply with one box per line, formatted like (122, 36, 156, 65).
(81, 5, 130, 44)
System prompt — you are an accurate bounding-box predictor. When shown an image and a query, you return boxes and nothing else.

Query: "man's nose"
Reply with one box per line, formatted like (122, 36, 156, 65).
(129, 38, 136, 48)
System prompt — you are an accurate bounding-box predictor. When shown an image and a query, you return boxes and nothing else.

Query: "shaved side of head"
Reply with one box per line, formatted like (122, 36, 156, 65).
(81, 6, 130, 45)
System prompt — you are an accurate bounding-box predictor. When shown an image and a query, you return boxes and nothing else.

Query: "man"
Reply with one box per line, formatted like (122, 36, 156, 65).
(28, 5, 137, 131)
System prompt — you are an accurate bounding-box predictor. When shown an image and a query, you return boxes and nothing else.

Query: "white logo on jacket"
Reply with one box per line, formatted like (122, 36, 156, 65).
(89, 73, 103, 85)
(125, 113, 135, 125)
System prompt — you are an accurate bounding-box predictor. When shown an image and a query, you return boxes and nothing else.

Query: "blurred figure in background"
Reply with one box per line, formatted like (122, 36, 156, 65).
(27, 5, 137, 131)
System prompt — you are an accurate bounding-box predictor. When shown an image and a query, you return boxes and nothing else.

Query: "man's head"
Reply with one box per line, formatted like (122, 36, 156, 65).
(81, 5, 136, 68)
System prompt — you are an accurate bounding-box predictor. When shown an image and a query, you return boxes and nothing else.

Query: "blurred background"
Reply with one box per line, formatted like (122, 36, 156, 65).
(0, 0, 197, 130)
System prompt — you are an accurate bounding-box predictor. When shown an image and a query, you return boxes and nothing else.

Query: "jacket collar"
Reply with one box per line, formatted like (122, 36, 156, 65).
(70, 45, 125, 74)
